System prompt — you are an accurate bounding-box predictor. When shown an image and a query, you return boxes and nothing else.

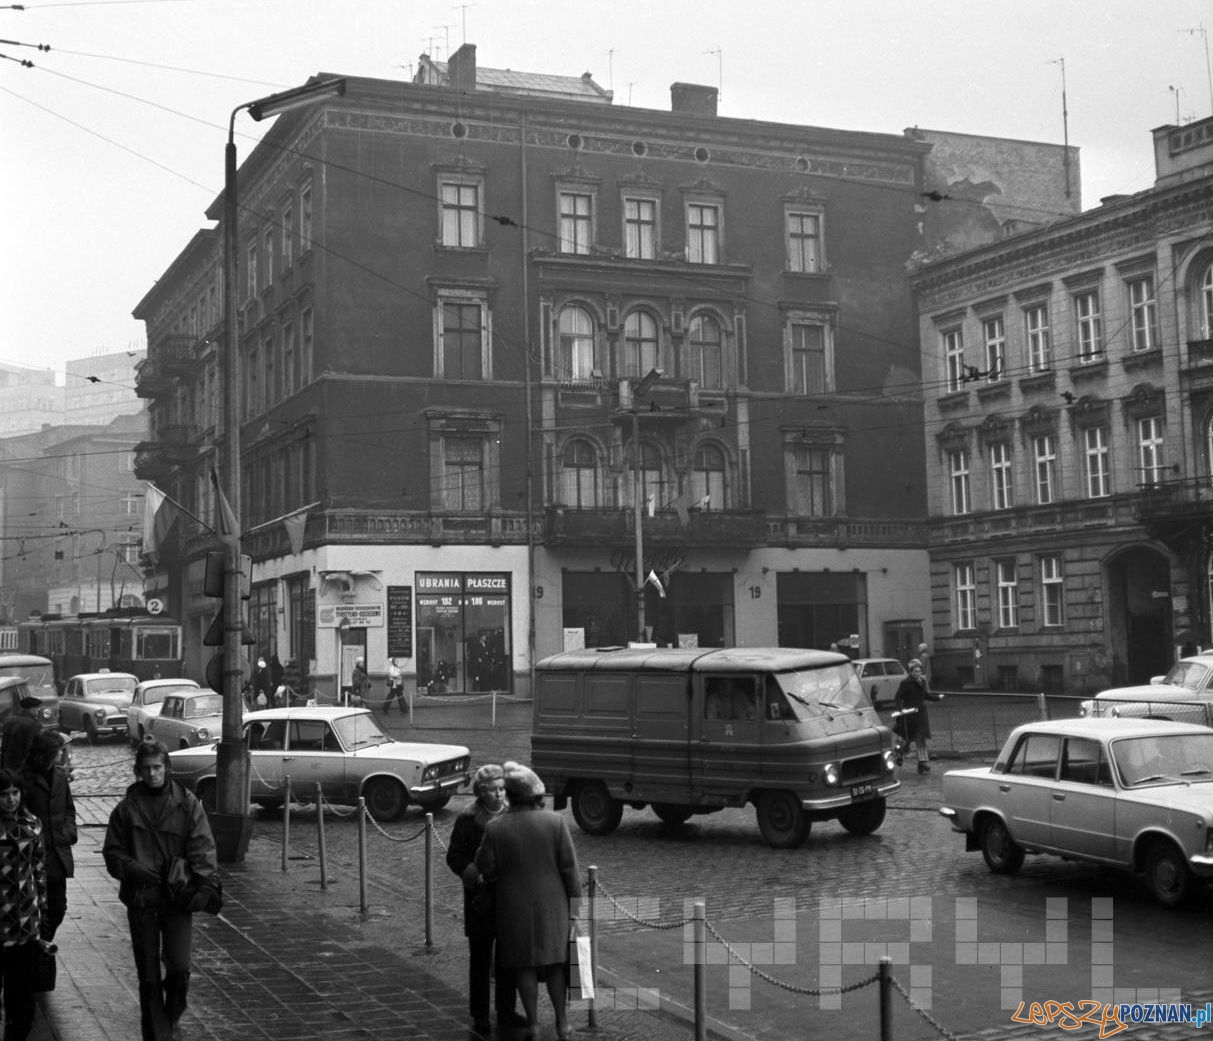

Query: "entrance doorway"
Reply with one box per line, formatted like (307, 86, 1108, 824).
(1105, 547, 1172, 685)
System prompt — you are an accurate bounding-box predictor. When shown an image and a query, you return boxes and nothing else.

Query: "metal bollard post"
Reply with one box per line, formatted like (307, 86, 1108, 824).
(491, 690, 497, 728)
(694, 900, 706, 1041)
(1037, 690, 1049, 721)
(281, 775, 291, 872)
(587, 865, 598, 1029)
(315, 782, 328, 889)
(879, 956, 892, 1041)
(424, 812, 434, 947)
(357, 797, 368, 914)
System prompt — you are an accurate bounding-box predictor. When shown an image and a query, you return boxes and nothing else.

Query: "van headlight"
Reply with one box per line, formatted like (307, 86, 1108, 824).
(823, 762, 841, 787)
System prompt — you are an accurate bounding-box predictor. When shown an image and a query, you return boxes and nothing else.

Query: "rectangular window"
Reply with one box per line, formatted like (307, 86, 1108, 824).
(281, 203, 294, 269)
(558, 191, 593, 254)
(299, 181, 313, 253)
(262, 333, 275, 407)
(789, 322, 826, 394)
(1040, 555, 1064, 627)
(996, 559, 1019, 629)
(440, 301, 485, 380)
(623, 197, 657, 259)
(686, 202, 720, 264)
(792, 446, 833, 517)
(1129, 276, 1158, 352)
(1083, 426, 1111, 498)
(786, 209, 822, 273)
(1075, 290, 1103, 362)
(1033, 434, 1056, 504)
(948, 449, 971, 515)
(263, 227, 274, 288)
(990, 442, 1013, 510)
(246, 243, 258, 299)
(300, 307, 313, 386)
(442, 437, 484, 511)
(282, 320, 296, 396)
(943, 328, 965, 392)
(440, 181, 480, 247)
(982, 315, 1005, 381)
(1025, 305, 1051, 372)
(954, 562, 976, 631)
(1137, 416, 1164, 486)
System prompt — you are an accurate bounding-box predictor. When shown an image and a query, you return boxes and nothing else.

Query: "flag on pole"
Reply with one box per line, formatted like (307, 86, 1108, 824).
(646, 569, 667, 598)
(210, 468, 241, 541)
(142, 483, 180, 562)
(645, 492, 655, 519)
(667, 491, 690, 527)
(697, 494, 711, 511)
(284, 508, 309, 556)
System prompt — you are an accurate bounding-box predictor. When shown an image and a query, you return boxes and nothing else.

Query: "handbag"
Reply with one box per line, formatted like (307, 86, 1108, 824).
(166, 856, 224, 915)
(32, 941, 57, 992)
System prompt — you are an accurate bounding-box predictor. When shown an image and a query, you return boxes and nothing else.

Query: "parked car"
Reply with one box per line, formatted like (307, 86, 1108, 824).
(149, 690, 225, 749)
(168, 705, 471, 821)
(127, 678, 201, 745)
(851, 657, 908, 708)
(1080, 652, 1213, 725)
(59, 671, 138, 740)
(939, 717, 1213, 907)
(0, 653, 60, 730)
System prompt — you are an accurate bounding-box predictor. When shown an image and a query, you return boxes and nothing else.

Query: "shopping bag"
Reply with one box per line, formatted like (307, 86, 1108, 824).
(32, 941, 57, 992)
(569, 933, 594, 1000)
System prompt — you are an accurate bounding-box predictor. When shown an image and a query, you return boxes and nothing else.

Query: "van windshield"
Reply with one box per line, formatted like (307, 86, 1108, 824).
(0, 663, 54, 689)
(774, 664, 867, 718)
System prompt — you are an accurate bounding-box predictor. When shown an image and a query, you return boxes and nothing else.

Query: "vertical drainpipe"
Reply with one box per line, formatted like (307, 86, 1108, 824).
(520, 108, 536, 697)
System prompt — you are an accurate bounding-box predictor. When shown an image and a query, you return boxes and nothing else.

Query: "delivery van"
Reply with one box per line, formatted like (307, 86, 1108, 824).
(532, 646, 899, 848)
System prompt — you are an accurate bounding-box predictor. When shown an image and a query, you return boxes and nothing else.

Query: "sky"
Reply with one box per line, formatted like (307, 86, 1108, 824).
(3, 0, 1213, 381)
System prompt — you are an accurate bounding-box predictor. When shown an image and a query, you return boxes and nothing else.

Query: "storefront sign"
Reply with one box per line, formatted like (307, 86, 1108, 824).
(316, 602, 384, 628)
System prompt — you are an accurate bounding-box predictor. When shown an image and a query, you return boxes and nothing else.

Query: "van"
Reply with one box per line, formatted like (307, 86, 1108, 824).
(0, 654, 61, 730)
(532, 646, 899, 848)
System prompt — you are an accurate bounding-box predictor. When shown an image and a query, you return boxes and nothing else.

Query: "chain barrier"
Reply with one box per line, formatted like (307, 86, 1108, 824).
(360, 802, 430, 844)
(889, 974, 962, 1041)
(594, 879, 695, 930)
(248, 756, 288, 793)
(314, 790, 358, 819)
(429, 818, 450, 854)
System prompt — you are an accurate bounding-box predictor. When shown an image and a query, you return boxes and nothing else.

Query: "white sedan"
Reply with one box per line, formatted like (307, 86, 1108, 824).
(851, 658, 907, 708)
(169, 705, 471, 821)
(127, 678, 200, 745)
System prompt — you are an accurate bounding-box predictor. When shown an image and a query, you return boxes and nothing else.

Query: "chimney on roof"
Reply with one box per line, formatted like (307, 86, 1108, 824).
(670, 82, 718, 117)
(448, 42, 477, 91)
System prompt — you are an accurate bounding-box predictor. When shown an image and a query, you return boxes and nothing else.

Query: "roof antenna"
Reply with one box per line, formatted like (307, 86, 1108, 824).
(1180, 24, 1213, 115)
(704, 46, 722, 102)
(1047, 58, 1071, 200)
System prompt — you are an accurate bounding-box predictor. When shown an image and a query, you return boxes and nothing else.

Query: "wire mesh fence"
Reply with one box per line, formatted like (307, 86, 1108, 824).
(920, 691, 1050, 758)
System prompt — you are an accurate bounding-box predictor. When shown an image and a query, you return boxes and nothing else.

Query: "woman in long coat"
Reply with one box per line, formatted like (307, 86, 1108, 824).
(894, 658, 939, 773)
(476, 761, 581, 1041)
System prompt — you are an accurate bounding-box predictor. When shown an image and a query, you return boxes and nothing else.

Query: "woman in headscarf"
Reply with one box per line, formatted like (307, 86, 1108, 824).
(476, 761, 581, 1041)
(895, 658, 941, 773)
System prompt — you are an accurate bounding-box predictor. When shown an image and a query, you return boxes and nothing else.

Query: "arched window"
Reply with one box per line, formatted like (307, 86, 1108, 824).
(561, 438, 600, 508)
(558, 306, 596, 381)
(623, 311, 660, 377)
(691, 443, 727, 509)
(1202, 264, 1213, 338)
(687, 314, 723, 388)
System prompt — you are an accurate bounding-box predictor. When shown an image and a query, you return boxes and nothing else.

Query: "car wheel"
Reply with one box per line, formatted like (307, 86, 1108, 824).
(416, 794, 452, 814)
(756, 790, 810, 849)
(363, 778, 409, 822)
(980, 816, 1025, 874)
(1146, 840, 1194, 908)
(571, 781, 623, 836)
(837, 797, 887, 836)
(196, 779, 218, 814)
(652, 803, 693, 826)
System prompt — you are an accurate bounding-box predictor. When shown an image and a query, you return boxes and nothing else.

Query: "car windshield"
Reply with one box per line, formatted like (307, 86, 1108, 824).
(143, 684, 194, 706)
(775, 663, 868, 718)
(1111, 733, 1213, 787)
(85, 676, 137, 696)
(0, 663, 54, 688)
(185, 694, 224, 718)
(1160, 660, 1212, 691)
(333, 712, 392, 751)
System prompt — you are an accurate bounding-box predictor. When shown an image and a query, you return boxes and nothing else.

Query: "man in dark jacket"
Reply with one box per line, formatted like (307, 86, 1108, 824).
(103, 739, 218, 1041)
(1, 694, 43, 772)
(20, 730, 76, 940)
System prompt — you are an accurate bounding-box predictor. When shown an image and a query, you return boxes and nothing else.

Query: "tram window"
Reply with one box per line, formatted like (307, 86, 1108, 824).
(137, 629, 178, 660)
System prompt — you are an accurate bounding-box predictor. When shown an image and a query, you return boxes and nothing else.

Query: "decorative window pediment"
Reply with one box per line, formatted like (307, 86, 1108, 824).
(936, 421, 970, 451)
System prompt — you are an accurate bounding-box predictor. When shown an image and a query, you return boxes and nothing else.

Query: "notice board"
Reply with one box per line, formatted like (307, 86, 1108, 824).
(386, 585, 413, 658)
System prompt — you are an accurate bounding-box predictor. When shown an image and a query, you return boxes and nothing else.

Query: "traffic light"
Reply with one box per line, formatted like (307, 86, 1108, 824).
(202, 549, 255, 647)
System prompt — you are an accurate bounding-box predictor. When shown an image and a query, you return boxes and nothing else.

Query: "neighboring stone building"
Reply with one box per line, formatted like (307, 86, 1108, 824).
(0, 362, 60, 437)
(912, 114, 1213, 694)
(64, 349, 145, 426)
(133, 46, 1067, 694)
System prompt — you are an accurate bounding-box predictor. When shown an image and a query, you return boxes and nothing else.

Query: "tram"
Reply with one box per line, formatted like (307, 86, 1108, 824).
(18, 610, 185, 683)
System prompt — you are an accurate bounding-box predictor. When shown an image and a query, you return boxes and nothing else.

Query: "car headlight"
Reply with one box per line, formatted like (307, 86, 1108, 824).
(40, 707, 52, 721)
(823, 762, 841, 787)
(883, 750, 897, 773)
(196, 727, 210, 741)
(95, 709, 107, 722)
(1079, 700, 1093, 717)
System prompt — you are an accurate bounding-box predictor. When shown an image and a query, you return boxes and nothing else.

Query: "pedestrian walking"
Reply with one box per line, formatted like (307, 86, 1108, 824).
(445, 764, 524, 1036)
(0, 766, 49, 1041)
(0, 695, 43, 772)
(916, 642, 932, 685)
(476, 761, 581, 1041)
(103, 739, 219, 1041)
(19, 730, 76, 941)
(384, 658, 406, 714)
(251, 657, 273, 709)
(894, 658, 942, 773)
(350, 657, 370, 707)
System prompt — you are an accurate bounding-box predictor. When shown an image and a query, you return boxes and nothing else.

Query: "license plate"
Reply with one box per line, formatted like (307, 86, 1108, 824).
(850, 783, 875, 801)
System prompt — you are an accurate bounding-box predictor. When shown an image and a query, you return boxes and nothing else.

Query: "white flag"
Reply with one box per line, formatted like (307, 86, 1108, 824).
(646, 569, 666, 598)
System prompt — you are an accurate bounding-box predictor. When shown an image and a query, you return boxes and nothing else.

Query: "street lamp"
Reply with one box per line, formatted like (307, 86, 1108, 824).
(216, 76, 346, 862)
(630, 368, 663, 643)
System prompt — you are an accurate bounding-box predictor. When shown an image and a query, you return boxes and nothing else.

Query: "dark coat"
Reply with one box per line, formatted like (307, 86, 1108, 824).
(894, 675, 933, 740)
(20, 762, 77, 880)
(1, 713, 41, 772)
(445, 800, 505, 937)
(476, 803, 581, 969)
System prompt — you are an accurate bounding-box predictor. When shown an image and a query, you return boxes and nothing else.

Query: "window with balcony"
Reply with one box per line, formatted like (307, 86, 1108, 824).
(787, 319, 831, 394)
(1040, 554, 1064, 627)
(948, 449, 971, 515)
(954, 562, 976, 631)
(690, 442, 726, 508)
(1025, 304, 1051, 372)
(1033, 434, 1056, 504)
(989, 442, 1013, 510)
(623, 196, 658, 259)
(558, 190, 594, 254)
(623, 311, 660, 377)
(560, 438, 601, 508)
(437, 296, 489, 379)
(441, 436, 485, 511)
(1137, 416, 1164, 487)
(996, 559, 1019, 629)
(1074, 290, 1103, 363)
(785, 206, 823, 273)
(982, 315, 1005, 380)
(943, 328, 964, 392)
(1083, 425, 1111, 498)
(686, 200, 721, 264)
(791, 445, 834, 517)
(687, 313, 723, 389)
(439, 178, 482, 248)
(1128, 276, 1158, 352)
(557, 305, 598, 381)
